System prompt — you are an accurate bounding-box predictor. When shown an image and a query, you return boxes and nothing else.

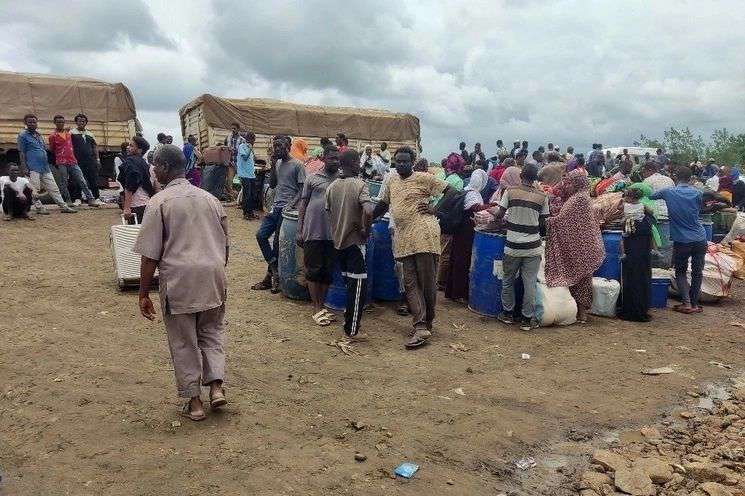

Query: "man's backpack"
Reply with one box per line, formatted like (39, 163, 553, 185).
(436, 190, 468, 235)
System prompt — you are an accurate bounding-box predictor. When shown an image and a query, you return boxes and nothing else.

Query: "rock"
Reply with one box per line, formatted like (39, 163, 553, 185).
(592, 449, 629, 472)
(446, 479, 454, 485)
(354, 452, 367, 462)
(699, 482, 734, 496)
(579, 490, 600, 496)
(641, 367, 674, 375)
(580, 471, 613, 492)
(681, 411, 696, 419)
(350, 421, 367, 431)
(665, 473, 686, 488)
(633, 457, 674, 484)
(640, 427, 662, 441)
(684, 462, 730, 484)
(614, 467, 655, 495)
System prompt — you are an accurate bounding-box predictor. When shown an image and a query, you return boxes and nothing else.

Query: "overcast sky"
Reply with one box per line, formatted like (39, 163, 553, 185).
(1, 0, 744, 159)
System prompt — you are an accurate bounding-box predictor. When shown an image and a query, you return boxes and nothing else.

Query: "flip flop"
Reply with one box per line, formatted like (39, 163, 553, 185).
(396, 306, 410, 316)
(673, 306, 696, 314)
(691, 307, 704, 313)
(180, 402, 206, 421)
(312, 310, 331, 327)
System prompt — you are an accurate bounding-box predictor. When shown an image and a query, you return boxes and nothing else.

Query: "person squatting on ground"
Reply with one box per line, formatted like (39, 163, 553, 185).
(374, 146, 451, 349)
(296, 146, 340, 326)
(133, 144, 229, 422)
(17, 114, 77, 215)
(1, 164, 34, 221)
(252, 135, 306, 293)
(324, 148, 374, 338)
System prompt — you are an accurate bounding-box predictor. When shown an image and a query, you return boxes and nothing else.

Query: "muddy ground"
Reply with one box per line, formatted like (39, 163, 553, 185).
(1, 206, 743, 496)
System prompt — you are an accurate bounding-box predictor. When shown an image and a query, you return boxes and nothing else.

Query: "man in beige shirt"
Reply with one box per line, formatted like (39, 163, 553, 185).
(374, 146, 450, 348)
(133, 144, 229, 421)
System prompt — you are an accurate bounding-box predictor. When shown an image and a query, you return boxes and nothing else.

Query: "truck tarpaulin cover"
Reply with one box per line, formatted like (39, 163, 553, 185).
(0, 71, 137, 122)
(180, 94, 420, 142)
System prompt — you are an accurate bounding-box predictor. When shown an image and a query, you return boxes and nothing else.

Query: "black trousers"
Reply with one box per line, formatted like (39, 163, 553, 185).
(335, 244, 367, 336)
(2, 185, 32, 217)
(240, 178, 255, 216)
(77, 159, 100, 199)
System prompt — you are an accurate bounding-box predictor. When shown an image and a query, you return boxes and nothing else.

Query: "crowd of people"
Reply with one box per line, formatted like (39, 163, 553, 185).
(4, 115, 743, 421)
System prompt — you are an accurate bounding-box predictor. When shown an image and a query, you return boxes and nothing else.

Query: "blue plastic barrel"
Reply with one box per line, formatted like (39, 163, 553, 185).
(649, 278, 670, 308)
(278, 210, 310, 300)
(594, 231, 622, 281)
(468, 230, 506, 317)
(366, 180, 382, 198)
(323, 237, 375, 311)
(371, 217, 403, 301)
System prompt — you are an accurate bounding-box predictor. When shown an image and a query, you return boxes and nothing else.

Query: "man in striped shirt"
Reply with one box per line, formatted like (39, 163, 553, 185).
(492, 164, 549, 331)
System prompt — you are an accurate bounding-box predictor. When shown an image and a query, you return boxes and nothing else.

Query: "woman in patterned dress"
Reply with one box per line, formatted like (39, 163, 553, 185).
(545, 169, 605, 322)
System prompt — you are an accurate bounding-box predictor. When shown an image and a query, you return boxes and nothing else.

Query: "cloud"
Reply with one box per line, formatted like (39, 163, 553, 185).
(6, 2, 172, 53)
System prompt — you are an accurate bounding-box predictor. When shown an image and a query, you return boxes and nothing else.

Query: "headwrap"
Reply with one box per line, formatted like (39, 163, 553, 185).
(554, 168, 589, 200)
(626, 182, 663, 247)
(499, 166, 522, 190)
(290, 138, 309, 161)
(464, 169, 487, 210)
(539, 163, 564, 187)
(309, 146, 323, 159)
(445, 152, 465, 174)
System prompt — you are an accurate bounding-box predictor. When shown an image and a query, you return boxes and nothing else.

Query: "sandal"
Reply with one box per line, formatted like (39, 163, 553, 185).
(691, 306, 703, 313)
(397, 305, 410, 316)
(405, 329, 431, 349)
(312, 310, 331, 327)
(673, 306, 696, 314)
(209, 388, 227, 409)
(180, 401, 207, 421)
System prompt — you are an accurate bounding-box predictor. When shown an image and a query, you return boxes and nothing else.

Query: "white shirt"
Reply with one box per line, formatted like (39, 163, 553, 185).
(0, 176, 31, 200)
(114, 156, 125, 193)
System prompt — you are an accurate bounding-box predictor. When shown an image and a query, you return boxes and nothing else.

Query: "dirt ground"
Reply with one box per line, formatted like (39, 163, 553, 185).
(1, 206, 743, 496)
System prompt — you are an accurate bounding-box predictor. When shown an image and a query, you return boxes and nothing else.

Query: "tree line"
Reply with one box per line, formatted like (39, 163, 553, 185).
(634, 127, 745, 167)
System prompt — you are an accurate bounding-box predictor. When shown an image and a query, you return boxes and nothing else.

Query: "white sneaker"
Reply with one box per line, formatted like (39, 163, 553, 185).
(87, 199, 102, 208)
(73, 199, 82, 207)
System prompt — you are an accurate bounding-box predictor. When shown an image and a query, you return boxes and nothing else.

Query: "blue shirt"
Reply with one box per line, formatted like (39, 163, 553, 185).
(236, 142, 255, 179)
(17, 129, 50, 173)
(650, 184, 706, 243)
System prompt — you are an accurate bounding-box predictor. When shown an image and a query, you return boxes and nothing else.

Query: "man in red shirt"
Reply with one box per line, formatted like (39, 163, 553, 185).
(48, 115, 100, 207)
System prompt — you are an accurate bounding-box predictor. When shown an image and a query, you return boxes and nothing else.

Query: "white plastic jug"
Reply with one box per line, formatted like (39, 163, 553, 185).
(589, 277, 620, 317)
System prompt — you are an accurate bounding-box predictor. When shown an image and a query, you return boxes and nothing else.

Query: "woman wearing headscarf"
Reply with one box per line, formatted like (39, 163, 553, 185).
(290, 137, 309, 162)
(305, 146, 325, 174)
(445, 169, 491, 302)
(617, 183, 656, 322)
(731, 166, 745, 210)
(436, 154, 467, 289)
(491, 164, 523, 204)
(545, 169, 605, 322)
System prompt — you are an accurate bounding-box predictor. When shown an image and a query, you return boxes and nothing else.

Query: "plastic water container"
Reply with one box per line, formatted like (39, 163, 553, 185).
(700, 213, 713, 241)
(468, 229, 505, 317)
(650, 268, 671, 309)
(371, 217, 403, 301)
(323, 239, 375, 311)
(589, 277, 620, 317)
(278, 210, 310, 300)
(594, 231, 622, 280)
